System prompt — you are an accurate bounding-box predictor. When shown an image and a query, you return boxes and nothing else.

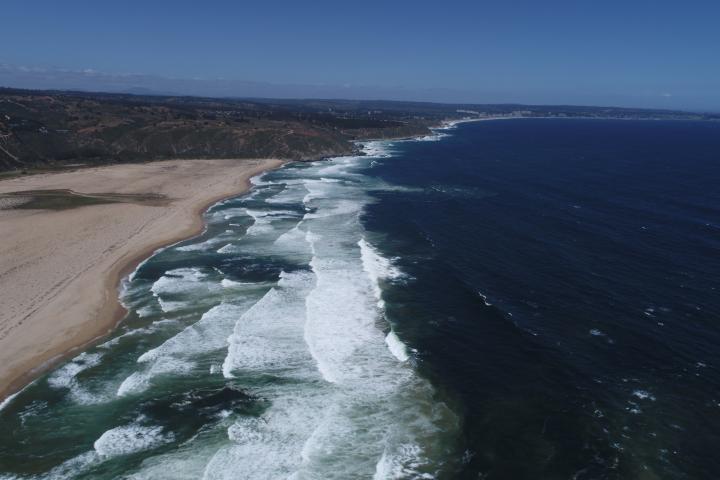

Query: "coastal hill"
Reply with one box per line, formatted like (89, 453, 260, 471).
(0, 87, 714, 173)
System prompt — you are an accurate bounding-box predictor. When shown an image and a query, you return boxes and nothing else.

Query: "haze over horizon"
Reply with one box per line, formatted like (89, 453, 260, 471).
(1, 0, 719, 111)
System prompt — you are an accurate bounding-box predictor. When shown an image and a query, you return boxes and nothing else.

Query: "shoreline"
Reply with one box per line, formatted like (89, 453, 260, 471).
(0, 158, 285, 403)
(356, 116, 514, 144)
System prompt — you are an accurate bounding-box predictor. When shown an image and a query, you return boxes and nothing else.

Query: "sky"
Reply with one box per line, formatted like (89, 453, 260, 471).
(1, 0, 718, 110)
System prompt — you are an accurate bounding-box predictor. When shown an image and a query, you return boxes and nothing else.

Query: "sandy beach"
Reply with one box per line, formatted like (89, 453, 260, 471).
(0, 158, 283, 401)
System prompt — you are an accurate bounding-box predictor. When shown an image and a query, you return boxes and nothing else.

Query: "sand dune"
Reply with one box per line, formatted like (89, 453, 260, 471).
(0, 158, 283, 400)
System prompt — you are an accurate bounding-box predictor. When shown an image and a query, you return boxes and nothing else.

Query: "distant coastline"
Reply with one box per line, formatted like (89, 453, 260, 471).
(2, 87, 714, 175)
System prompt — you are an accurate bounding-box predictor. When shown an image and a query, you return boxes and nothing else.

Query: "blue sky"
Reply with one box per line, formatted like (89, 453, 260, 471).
(1, 0, 718, 110)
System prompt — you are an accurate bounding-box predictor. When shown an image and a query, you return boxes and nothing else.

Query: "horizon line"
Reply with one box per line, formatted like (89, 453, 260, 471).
(1, 84, 712, 116)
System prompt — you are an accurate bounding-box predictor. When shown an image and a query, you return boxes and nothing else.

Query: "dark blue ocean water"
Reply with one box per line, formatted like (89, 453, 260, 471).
(362, 119, 720, 479)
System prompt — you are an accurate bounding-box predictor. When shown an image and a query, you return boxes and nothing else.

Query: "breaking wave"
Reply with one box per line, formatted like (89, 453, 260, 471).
(0, 140, 461, 479)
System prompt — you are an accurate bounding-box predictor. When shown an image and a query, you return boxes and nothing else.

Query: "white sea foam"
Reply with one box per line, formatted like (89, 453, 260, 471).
(220, 278, 248, 288)
(374, 444, 434, 479)
(214, 206, 251, 221)
(302, 178, 332, 203)
(176, 242, 206, 252)
(211, 266, 330, 478)
(32, 451, 100, 480)
(203, 397, 327, 480)
(138, 303, 241, 364)
(359, 238, 402, 279)
(249, 172, 269, 186)
(416, 131, 451, 142)
(124, 437, 226, 480)
(151, 267, 213, 312)
(478, 292, 492, 306)
(176, 237, 224, 252)
(0, 390, 21, 413)
(316, 155, 364, 176)
(589, 328, 614, 344)
(304, 199, 362, 219)
(136, 305, 157, 318)
(223, 271, 316, 378)
(157, 299, 186, 313)
(47, 352, 103, 388)
(94, 423, 173, 458)
(304, 251, 382, 383)
(206, 152, 459, 477)
(361, 141, 394, 158)
(242, 208, 299, 236)
(265, 181, 310, 205)
(632, 390, 656, 401)
(216, 244, 234, 254)
(357, 238, 411, 363)
(385, 331, 410, 362)
(47, 352, 106, 404)
(117, 357, 195, 397)
(96, 324, 159, 349)
(151, 268, 207, 295)
(119, 303, 250, 396)
(272, 224, 306, 250)
(359, 237, 402, 302)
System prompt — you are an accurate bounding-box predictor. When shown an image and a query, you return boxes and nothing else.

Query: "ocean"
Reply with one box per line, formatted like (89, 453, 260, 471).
(1, 118, 719, 479)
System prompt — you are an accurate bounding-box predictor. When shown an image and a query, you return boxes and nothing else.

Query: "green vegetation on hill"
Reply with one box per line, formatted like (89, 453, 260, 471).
(0, 87, 714, 173)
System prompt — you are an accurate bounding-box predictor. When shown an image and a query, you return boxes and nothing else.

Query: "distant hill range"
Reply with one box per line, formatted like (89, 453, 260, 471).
(0, 87, 715, 173)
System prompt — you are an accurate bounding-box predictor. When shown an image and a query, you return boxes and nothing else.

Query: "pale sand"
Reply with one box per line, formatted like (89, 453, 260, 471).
(0, 158, 284, 401)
